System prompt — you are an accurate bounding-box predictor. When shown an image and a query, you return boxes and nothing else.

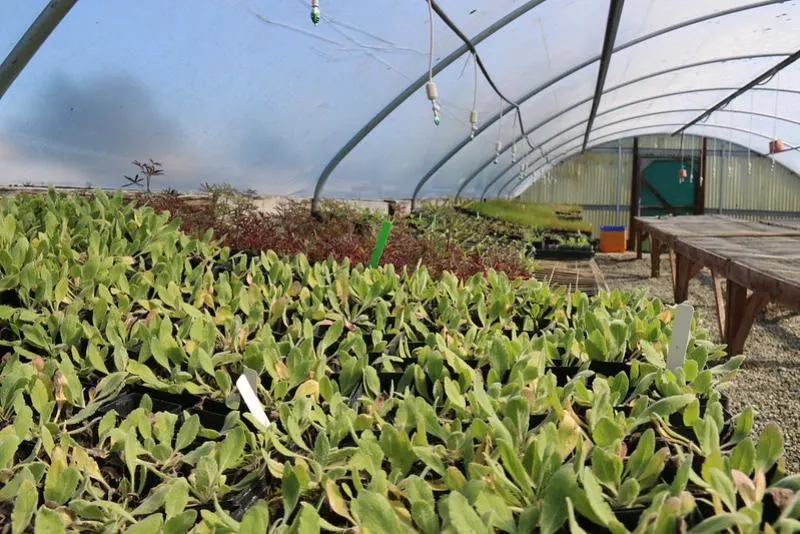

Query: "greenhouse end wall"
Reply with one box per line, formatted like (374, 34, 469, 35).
(517, 134, 800, 234)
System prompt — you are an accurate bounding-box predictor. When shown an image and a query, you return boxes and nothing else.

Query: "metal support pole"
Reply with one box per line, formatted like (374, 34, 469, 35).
(616, 139, 623, 224)
(718, 138, 726, 214)
(0, 0, 78, 101)
(628, 137, 640, 250)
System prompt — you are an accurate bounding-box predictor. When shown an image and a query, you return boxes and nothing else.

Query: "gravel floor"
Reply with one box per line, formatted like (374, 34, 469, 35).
(595, 253, 800, 473)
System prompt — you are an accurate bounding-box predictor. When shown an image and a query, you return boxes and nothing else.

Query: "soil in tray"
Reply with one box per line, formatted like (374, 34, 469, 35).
(97, 384, 230, 432)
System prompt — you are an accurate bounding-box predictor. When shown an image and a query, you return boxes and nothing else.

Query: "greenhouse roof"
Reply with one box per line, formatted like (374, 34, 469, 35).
(1, 0, 800, 203)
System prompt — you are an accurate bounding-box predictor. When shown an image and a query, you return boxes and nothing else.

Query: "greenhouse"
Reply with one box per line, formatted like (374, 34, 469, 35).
(1, 1, 800, 532)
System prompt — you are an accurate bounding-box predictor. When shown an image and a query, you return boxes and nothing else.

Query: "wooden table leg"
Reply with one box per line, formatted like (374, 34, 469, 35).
(724, 280, 769, 357)
(636, 230, 646, 260)
(711, 269, 726, 340)
(668, 248, 677, 291)
(673, 251, 704, 303)
(650, 236, 661, 278)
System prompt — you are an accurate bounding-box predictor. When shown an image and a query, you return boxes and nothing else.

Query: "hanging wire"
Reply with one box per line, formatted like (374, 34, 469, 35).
(494, 98, 503, 164)
(427, 0, 434, 81)
(511, 112, 518, 163)
(773, 72, 781, 139)
(772, 72, 780, 170)
(469, 53, 479, 139)
(679, 132, 686, 183)
(425, 0, 440, 125)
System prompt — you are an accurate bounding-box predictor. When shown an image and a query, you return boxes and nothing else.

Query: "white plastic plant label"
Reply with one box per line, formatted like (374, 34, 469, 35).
(236, 373, 270, 428)
(667, 303, 694, 371)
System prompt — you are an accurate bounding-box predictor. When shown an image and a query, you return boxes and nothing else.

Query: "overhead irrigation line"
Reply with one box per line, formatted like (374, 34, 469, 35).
(429, 0, 539, 153)
(310, 0, 548, 214)
(673, 48, 800, 136)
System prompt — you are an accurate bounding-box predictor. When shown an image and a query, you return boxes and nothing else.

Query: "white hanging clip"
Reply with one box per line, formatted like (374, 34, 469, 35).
(511, 142, 517, 163)
(494, 140, 502, 164)
(426, 82, 440, 126)
(469, 110, 479, 139)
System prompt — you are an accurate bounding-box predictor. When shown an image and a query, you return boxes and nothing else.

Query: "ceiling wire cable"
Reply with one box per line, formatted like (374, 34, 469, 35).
(772, 72, 780, 170)
(425, 0, 441, 125)
(511, 111, 519, 163)
(470, 53, 479, 138)
(429, 1, 540, 155)
(494, 97, 503, 163)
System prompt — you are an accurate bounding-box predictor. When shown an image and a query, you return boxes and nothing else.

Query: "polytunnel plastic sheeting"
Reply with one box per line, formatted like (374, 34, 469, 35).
(491, 116, 780, 199)
(419, 1, 800, 200)
(2, 1, 800, 198)
(601, 2, 798, 112)
(494, 114, 799, 199)
(455, 56, 786, 199)
(0, 0, 510, 193)
(329, 0, 609, 198)
(502, 125, 702, 198)
(434, 62, 600, 197)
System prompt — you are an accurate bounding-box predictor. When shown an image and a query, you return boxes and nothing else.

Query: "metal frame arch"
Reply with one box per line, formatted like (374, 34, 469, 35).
(500, 126, 754, 198)
(484, 106, 800, 198)
(483, 114, 794, 199)
(455, 53, 791, 201)
(501, 122, 796, 199)
(408, 0, 789, 209)
(503, 125, 771, 198)
(309, 0, 549, 213)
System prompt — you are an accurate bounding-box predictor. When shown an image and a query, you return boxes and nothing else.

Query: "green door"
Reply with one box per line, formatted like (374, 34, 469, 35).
(640, 159, 697, 218)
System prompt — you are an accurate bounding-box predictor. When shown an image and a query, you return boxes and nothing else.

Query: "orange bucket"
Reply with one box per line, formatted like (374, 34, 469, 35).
(599, 225, 626, 253)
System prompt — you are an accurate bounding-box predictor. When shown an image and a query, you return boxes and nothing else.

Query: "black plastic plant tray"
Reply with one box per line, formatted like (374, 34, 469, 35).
(532, 247, 595, 260)
(97, 384, 230, 432)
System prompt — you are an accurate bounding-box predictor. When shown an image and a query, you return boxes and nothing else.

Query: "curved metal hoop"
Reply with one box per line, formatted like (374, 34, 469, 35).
(311, 0, 786, 210)
(482, 106, 800, 198)
(453, 53, 789, 201)
(496, 122, 790, 198)
(408, 2, 788, 207)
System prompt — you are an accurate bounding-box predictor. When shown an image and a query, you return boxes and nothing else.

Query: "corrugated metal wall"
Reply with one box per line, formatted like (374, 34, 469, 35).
(518, 134, 800, 233)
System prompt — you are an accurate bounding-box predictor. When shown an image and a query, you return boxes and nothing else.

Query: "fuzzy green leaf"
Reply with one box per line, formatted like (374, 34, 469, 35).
(411, 501, 439, 534)
(617, 478, 640, 508)
(282, 465, 301, 518)
(175, 414, 200, 451)
(217, 427, 246, 472)
(0, 434, 20, 469)
(34, 507, 65, 534)
(165, 478, 190, 519)
(292, 503, 321, 534)
(755, 423, 784, 473)
(592, 417, 623, 447)
(163, 510, 198, 534)
(686, 512, 753, 533)
(729, 438, 756, 476)
(539, 465, 577, 534)
(638, 394, 695, 424)
(125, 514, 164, 533)
(11, 479, 37, 534)
(353, 491, 404, 533)
(239, 500, 269, 534)
(445, 492, 487, 534)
